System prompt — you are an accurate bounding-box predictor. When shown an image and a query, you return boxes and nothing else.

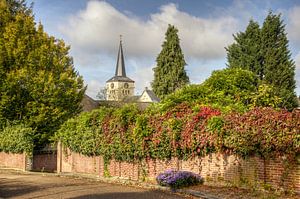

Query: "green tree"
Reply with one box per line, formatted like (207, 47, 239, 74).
(0, 0, 85, 145)
(226, 19, 263, 79)
(261, 12, 297, 109)
(151, 24, 189, 99)
(226, 12, 297, 110)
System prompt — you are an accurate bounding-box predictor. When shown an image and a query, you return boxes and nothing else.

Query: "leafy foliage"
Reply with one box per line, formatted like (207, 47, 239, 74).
(261, 12, 297, 109)
(161, 68, 260, 112)
(55, 107, 114, 156)
(152, 24, 189, 99)
(226, 12, 298, 110)
(226, 19, 263, 79)
(56, 102, 300, 163)
(222, 108, 300, 158)
(0, 0, 85, 146)
(0, 123, 34, 154)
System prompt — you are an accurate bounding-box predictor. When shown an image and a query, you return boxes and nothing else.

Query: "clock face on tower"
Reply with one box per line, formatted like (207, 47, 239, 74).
(124, 83, 129, 89)
(110, 83, 114, 89)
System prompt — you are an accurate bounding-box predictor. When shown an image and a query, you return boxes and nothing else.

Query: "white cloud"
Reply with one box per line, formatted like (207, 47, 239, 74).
(85, 80, 102, 99)
(59, 1, 240, 98)
(296, 52, 300, 68)
(288, 6, 300, 45)
(60, 1, 238, 64)
(129, 62, 154, 95)
(59, 0, 300, 97)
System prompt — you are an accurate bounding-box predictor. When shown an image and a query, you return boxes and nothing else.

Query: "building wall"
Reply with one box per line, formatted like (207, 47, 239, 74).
(106, 81, 134, 101)
(139, 92, 152, 102)
(57, 145, 300, 192)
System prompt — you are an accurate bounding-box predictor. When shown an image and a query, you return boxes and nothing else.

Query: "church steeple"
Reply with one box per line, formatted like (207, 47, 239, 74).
(106, 36, 135, 101)
(115, 35, 126, 77)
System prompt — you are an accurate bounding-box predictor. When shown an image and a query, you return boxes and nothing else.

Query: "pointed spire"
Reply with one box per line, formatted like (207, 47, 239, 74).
(115, 35, 126, 77)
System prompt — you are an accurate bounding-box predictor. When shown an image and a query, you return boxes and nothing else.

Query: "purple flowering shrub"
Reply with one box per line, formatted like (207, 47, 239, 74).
(156, 170, 203, 189)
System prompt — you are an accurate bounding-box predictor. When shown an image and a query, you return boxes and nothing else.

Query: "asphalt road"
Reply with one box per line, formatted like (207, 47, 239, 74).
(0, 171, 191, 199)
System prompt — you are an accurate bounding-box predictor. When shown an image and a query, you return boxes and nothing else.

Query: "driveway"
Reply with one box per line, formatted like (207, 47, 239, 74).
(0, 171, 192, 199)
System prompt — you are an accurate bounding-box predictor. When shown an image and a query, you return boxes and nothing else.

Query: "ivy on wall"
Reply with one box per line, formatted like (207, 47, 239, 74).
(55, 103, 300, 163)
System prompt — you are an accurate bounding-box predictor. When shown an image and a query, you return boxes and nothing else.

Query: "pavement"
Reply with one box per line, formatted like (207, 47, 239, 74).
(0, 170, 196, 199)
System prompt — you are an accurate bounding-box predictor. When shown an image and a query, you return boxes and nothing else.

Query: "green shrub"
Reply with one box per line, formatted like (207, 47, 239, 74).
(55, 107, 114, 156)
(161, 68, 259, 112)
(222, 107, 300, 158)
(0, 123, 34, 155)
(56, 102, 299, 163)
(161, 68, 283, 113)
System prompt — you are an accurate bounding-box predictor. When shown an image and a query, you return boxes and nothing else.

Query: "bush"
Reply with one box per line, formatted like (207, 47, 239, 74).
(161, 68, 259, 113)
(57, 102, 300, 163)
(160, 68, 283, 113)
(0, 123, 34, 155)
(55, 107, 114, 156)
(222, 107, 300, 158)
(156, 170, 203, 189)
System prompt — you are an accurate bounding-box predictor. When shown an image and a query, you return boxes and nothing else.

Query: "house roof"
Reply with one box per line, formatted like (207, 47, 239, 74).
(80, 94, 99, 112)
(140, 87, 160, 103)
(106, 76, 134, 83)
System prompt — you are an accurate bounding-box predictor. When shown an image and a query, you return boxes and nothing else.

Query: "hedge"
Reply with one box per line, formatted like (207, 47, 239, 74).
(56, 103, 300, 162)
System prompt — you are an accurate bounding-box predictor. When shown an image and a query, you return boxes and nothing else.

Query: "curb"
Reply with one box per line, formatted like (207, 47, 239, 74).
(177, 189, 220, 199)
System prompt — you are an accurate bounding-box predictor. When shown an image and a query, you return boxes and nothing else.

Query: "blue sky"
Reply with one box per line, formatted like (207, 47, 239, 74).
(28, 0, 300, 98)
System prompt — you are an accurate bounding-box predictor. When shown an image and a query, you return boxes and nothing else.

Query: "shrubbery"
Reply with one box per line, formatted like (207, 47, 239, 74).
(160, 68, 285, 113)
(222, 108, 300, 158)
(0, 123, 34, 154)
(56, 68, 299, 164)
(56, 102, 300, 163)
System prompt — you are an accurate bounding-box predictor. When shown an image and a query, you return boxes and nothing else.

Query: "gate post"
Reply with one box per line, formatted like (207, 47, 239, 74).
(24, 153, 33, 171)
(57, 141, 62, 173)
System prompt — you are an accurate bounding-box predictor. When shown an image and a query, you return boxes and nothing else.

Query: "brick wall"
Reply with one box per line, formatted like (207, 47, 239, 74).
(0, 152, 26, 170)
(57, 145, 300, 192)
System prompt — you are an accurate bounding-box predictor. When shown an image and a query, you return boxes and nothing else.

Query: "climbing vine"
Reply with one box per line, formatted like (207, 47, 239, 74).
(56, 103, 300, 163)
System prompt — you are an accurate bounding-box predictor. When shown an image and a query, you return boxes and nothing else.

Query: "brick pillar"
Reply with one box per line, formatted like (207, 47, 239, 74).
(25, 153, 33, 171)
(57, 141, 62, 173)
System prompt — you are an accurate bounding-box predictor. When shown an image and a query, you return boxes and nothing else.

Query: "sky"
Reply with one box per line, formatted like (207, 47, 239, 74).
(27, 0, 300, 99)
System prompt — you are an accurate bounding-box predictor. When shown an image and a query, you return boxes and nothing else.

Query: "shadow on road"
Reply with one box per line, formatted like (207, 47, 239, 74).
(0, 175, 187, 199)
(69, 191, 184, 199)
(0, 178, 41, 198)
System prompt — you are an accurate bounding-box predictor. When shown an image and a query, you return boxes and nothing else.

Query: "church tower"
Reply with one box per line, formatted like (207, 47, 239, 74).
(106, 37, 135, 101)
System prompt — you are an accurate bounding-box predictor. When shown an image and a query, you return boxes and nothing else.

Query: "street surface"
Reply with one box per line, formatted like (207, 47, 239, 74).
(0, 171, 191, 199)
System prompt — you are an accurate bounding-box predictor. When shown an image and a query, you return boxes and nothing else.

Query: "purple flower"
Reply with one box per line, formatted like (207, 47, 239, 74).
(156, 170, 203, 189)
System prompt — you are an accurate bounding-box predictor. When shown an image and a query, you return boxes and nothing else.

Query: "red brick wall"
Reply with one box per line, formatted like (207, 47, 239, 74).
(57, 146, 102, 175)
(57, 145, 300, 192)
(0, 152, 26, 170)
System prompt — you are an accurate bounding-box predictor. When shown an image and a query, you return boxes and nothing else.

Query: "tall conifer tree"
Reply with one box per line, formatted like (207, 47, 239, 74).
(261, 12, 297, 109)
(152, 25, 189, 99)
(226, 12, 298, 109)
(226, 19, 263, 79)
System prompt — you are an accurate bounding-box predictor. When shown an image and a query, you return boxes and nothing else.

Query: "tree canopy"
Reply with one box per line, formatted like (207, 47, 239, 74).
(151, 24, 189, 100)
(226, 12, 298, 110)
(0, 0, 85, 146)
